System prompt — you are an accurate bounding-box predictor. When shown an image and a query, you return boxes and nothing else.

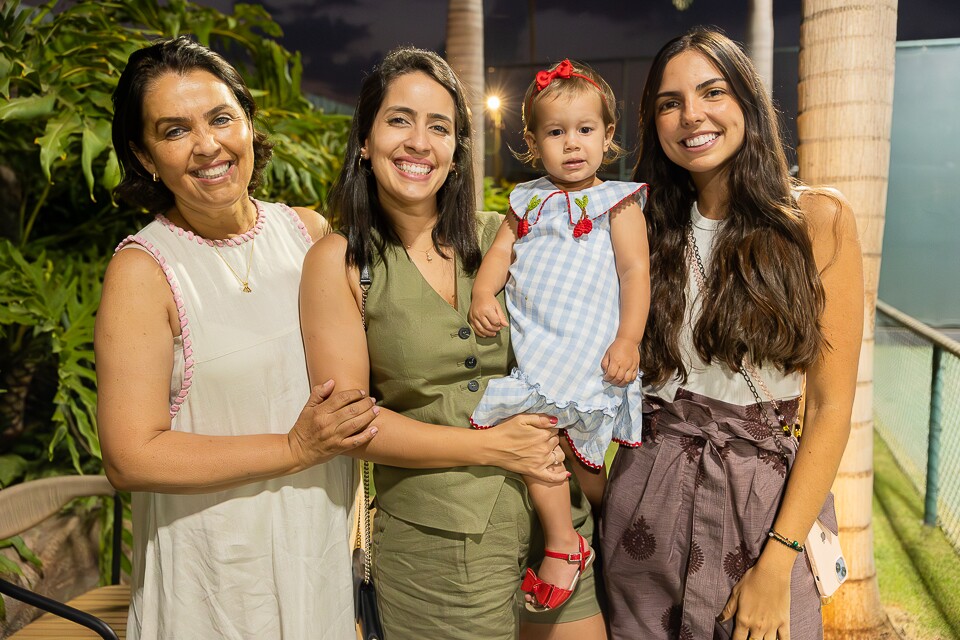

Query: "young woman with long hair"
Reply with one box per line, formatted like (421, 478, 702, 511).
(600, 27, 864, 640)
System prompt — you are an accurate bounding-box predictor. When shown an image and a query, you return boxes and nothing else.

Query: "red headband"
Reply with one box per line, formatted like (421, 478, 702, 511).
(527, 59, 605, 116)
(535, 59, 603, 93)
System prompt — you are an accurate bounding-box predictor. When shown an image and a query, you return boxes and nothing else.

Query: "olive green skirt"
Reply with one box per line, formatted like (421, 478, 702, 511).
(372, 476, 604, 640)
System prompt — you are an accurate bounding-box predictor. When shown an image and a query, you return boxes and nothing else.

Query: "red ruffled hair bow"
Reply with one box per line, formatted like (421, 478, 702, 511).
(536, 59, 576, 91)
(533, 59, 603, 93)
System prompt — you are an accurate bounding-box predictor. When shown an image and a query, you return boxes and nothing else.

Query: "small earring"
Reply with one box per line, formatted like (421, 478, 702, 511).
(356, 155, 366, 172)
(152, 173, 159, 182)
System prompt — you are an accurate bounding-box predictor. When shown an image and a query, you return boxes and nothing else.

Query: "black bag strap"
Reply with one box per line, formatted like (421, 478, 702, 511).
(359, 264, 371, 331)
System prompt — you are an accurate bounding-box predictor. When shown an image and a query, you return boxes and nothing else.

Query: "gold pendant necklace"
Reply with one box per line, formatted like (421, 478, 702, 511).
(405, 243, 433, 262)
(213, 237, 255, 292)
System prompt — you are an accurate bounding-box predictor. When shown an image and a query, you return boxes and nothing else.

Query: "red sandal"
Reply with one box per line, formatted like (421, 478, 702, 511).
(521, 533, 595, 612)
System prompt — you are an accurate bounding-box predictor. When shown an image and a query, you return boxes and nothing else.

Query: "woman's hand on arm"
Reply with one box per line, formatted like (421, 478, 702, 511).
(721, 189, 864, 638)
(95, 248, 377, 494)
(603, 200, 650, 385)
(357, 407, 567, 482)
(299, 233, 567, 483)
(285, 380, 380, 468)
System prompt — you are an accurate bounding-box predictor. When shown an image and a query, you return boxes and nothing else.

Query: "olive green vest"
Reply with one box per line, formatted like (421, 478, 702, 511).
(366, 211, 515, 534)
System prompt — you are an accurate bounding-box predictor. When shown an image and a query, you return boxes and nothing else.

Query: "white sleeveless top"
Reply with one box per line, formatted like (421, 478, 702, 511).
(652, 200, 803, 405)
(117, 200, 355, 640)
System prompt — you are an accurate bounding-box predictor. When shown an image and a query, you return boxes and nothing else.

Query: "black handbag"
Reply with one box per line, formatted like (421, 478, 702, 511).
(353, 461, 384, 640)
(354, 264, 385, 640)
(353, 540, 384, 640)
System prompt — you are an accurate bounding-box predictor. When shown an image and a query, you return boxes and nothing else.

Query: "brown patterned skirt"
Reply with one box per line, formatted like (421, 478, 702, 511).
(600, 388, 836, 639)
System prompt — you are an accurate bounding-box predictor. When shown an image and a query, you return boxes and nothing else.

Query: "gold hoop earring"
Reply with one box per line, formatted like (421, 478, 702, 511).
(152, 173, 159, 182)
(357, 154, 368, 172)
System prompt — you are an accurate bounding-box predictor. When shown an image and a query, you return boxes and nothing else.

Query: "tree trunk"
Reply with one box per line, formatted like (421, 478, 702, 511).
(445, 0, 485, 210)
(747, 0, 775, 92)
(797, 0, 898, 636)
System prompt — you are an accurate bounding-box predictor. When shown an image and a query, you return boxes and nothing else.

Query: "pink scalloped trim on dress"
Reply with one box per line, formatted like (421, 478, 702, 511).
(602, 183, 649, 219)
(562, 430, 603, 470)
(510, 184, 649, 232)
(469, 417, 494, 430)
(278, 202, 315, 245)
(115, 234, 195, 419)
(154, 198, 266, 247)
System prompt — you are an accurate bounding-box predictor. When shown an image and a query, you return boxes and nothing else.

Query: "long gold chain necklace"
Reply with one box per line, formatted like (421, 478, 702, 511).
(213, 237, 256, 293)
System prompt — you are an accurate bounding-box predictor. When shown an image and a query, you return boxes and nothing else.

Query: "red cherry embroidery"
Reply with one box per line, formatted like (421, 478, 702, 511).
(517, 218, 530, 238)
(573, 217, 593, 238)
(572, 194, 592, 238)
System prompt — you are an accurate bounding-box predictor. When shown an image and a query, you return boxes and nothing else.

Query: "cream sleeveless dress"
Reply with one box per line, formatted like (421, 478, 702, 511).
(117, 200, 355, 640)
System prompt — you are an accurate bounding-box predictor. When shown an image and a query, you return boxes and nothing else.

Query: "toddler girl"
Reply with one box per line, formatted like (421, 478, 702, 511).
(469, 59, 650, 612)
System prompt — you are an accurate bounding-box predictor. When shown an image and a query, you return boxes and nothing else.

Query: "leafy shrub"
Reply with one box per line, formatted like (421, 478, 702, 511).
(0, 0, 351, 485)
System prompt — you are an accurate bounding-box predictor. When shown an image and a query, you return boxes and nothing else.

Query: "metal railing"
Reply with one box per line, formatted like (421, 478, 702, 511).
(874, 299, 960, 549)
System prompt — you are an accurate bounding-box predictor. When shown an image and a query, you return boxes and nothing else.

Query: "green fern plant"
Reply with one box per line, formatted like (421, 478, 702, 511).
(483, 176, 514, 215)
(0, 0, 353, 601)
(0, 0, 352, 485)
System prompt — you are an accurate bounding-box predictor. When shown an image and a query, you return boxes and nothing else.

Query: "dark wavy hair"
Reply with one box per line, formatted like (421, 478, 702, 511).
(326, 46, 480, 274)
(518, 59, 625, 168)
(636, 27, 827, 386)
(111, 36, 273, 213)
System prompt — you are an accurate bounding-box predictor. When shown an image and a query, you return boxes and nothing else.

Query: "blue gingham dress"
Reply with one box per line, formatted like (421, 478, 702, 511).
(471, 177, 649, 467)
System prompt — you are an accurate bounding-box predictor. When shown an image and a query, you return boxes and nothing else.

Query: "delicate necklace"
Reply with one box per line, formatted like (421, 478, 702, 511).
(686, 223, 800, 443)
(405, 242, 434, 262)
(213, 237, 256, 293)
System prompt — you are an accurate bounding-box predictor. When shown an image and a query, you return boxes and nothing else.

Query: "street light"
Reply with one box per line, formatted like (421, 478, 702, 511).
(486, 95, 503, 179)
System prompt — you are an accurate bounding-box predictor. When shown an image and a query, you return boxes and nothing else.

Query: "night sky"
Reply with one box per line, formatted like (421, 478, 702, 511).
(195, 0, 959, 106)
(20, 0, 953, 178)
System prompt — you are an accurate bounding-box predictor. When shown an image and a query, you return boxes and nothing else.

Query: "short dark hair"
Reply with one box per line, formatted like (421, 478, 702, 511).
(326, 46, 481, 274)
(111, 36, 273, 213)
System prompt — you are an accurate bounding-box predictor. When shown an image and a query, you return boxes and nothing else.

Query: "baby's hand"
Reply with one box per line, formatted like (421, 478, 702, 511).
(601, 337, 640, 386)
(469, 294, 508, 337)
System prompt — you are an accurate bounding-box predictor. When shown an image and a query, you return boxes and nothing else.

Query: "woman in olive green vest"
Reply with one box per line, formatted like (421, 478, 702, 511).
(300, 47, 608, 640)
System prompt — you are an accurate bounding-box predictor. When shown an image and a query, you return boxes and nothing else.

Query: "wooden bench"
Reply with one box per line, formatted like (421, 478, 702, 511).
(0, 476, 127, 640)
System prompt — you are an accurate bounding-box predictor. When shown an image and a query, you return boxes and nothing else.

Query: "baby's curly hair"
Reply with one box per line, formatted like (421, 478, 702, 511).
(517, 59, 625, 168)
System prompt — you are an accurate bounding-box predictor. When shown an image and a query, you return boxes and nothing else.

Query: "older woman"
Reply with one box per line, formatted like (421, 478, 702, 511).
(95, 36, 377, 639)
(600, 28, 863, 640)
(300, 47, 608, 640)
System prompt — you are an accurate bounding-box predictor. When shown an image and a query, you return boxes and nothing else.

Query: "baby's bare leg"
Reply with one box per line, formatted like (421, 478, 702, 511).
(522, 438, 602, 603)
(524, 472, 582, 600)
(563, 438, 606, 512)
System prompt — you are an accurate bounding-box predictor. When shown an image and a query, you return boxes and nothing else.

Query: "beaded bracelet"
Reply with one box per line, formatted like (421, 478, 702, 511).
(767, 528, 805, 553)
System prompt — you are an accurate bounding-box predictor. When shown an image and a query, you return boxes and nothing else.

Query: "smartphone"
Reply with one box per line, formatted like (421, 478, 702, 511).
(805, 519, 848, 599)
